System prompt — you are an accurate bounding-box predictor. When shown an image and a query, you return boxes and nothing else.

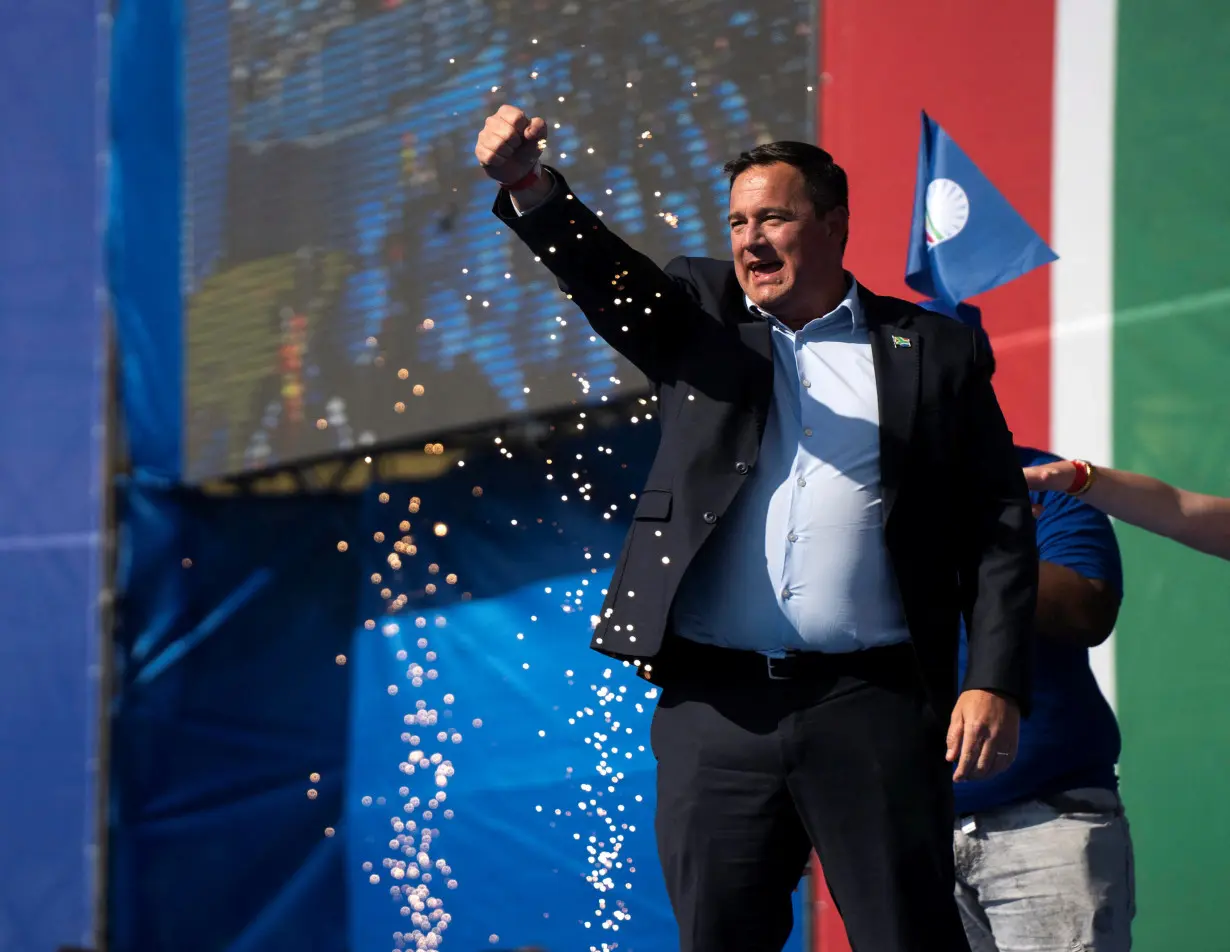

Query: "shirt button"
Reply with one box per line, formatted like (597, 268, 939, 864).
(788, 532, 798, 543)
(797, 476, 807, 488)
(781, 587, 793, 600)
(803, 427, 813, 437)
(735, 461, 749, 474)
(702, 511, 718, 524)
(801, 378, 812, 389)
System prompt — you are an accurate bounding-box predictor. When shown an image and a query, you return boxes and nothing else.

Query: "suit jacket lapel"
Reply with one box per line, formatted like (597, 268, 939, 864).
(863, 291, 919, 526)
(730, 266, 773, 454)
(735, 319, 773, 457)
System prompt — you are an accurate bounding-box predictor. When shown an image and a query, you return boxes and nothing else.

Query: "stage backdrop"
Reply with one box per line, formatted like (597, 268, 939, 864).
(0, 2, 108, 950)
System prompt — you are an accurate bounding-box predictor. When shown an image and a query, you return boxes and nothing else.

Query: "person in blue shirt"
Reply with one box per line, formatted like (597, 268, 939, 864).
(953, 442, 1133, 952)
(922, 303, 1134, 951)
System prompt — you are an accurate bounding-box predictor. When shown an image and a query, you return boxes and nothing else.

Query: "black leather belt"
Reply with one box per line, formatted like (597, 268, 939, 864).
(656, 634, 917, 683)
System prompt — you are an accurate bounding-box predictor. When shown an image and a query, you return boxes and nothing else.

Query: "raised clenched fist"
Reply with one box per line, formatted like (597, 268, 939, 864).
(474, 104, 548, 187)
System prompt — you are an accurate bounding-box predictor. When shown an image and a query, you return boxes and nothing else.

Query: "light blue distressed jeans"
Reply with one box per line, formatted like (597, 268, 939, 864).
(953, 788, 1135, 951)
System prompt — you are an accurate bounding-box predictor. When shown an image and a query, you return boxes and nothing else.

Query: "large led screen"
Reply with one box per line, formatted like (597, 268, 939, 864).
(184, 0, 815, 480)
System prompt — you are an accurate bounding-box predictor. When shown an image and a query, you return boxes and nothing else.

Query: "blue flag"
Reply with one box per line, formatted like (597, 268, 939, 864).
(905, 111, 1057, 306)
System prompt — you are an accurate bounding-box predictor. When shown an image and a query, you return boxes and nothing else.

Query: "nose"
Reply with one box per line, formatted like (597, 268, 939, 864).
(737, 222, 768, 256)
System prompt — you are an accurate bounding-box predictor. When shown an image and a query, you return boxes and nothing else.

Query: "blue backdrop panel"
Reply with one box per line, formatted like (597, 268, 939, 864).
(109, 478, 364, 952)
(346, 435, 803, 951)
(0, 1, 107, 949)
(109, 0, 182, 477)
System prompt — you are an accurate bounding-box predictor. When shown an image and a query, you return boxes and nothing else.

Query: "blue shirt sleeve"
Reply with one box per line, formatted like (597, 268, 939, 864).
(1032, 475, 1124, 597)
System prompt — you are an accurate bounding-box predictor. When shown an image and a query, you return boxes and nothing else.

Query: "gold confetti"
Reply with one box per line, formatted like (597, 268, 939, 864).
(395, 402, 406, 413)
(374, 531, 385, 543)
(336, 541, 349, 552)
(409, 497, 421, 513)
(446, 574, 458, 585)
(433, 523, 448, 537)
(399, 520, 411, 532)
(316, 419, 328, 430)
(334, 654, 346, 666)
(397, 368, 409, 380)
(413, 384, 425, 396)
(472, 486, 483, 497)
(181, 558, 193, 568)
(309, 772, 320, 783)
(379, 493, 390, 504)
(428, 563, 440, 575)
(364, 619, 375, 630)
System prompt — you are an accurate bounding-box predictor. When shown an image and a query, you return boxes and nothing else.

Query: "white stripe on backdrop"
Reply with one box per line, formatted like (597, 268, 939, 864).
(1050, 0, 1119, 707)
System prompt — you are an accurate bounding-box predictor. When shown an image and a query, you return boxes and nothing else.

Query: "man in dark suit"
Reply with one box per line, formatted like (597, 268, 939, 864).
(475, 105, 1038, 952)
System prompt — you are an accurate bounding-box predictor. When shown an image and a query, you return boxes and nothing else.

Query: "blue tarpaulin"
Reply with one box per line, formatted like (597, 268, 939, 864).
(109, 478, 361, 952)
(0, 2, 108, 949)
(109, 0, 182, 479)
(108, 436, 807, 951)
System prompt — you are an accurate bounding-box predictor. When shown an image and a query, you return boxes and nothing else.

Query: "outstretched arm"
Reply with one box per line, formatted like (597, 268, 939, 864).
(1024, 460, 1230, 561)
(476, 105, 709, 382)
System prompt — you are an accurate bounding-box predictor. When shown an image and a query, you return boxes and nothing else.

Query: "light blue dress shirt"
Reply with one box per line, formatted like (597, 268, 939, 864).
(671, 278, 910, 654)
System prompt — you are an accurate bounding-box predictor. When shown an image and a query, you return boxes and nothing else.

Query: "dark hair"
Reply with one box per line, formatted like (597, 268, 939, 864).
(722, 141, 849, 217)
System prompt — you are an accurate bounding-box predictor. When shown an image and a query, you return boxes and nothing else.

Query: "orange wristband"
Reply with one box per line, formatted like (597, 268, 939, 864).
(1067, 459, 1095, 495)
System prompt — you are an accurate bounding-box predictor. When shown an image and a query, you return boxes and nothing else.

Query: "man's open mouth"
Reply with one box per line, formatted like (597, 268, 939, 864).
(748, 261, 784, 276)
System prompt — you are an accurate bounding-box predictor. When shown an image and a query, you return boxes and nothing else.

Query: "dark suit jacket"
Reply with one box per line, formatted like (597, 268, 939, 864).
(494, 167, 1037, 715)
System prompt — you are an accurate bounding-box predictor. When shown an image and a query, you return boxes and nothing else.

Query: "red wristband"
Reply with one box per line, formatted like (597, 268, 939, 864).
(1066, 459, 1092, 495)
(506, 165, 541, 192)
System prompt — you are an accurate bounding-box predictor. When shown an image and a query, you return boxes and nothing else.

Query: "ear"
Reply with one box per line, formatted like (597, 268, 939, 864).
(824, 205, 850, 238)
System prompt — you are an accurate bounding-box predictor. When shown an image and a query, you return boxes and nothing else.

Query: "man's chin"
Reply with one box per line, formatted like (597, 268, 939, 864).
(748, 288, 786, 312)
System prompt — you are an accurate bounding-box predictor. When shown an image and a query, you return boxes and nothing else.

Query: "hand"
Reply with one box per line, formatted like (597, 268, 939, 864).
(946, 689, 1020, 782)
(1023, 460, 1077, 493)
(474, 104, 548, 187)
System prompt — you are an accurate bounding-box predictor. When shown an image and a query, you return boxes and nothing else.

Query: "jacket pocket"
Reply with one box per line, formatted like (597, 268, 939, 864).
(633, 489, 672, 520)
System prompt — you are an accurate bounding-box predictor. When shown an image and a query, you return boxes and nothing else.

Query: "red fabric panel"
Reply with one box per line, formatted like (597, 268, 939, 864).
(817, 0, 1055, 448)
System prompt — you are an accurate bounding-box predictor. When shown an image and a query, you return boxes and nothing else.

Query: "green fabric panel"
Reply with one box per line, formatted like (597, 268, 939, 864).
(1114, 1, 1230, 945)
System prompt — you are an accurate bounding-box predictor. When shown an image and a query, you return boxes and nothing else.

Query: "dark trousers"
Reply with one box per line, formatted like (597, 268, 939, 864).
(650, 639, 970, 952)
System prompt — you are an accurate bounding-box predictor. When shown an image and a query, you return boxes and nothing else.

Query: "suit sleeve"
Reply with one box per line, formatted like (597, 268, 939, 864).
(492, 166, 708, 382)
(956, 332, 1039, 714)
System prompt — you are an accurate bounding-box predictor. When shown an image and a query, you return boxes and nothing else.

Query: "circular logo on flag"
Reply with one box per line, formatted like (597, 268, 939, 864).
(924, 178, 970, 248)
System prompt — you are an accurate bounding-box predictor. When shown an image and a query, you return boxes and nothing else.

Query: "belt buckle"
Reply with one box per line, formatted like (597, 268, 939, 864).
(765, 655, 791, 680)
